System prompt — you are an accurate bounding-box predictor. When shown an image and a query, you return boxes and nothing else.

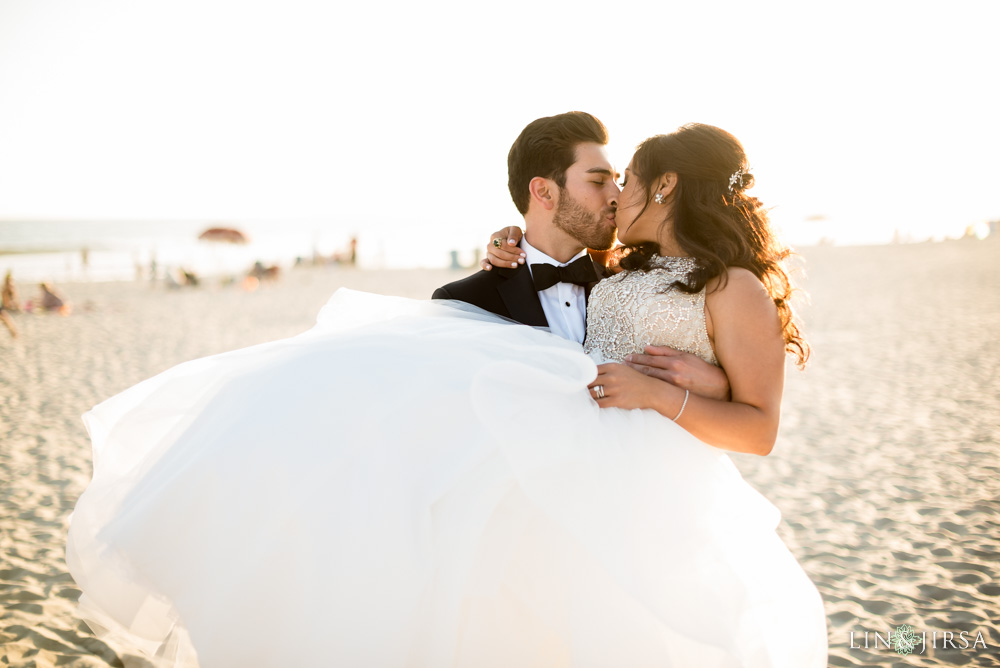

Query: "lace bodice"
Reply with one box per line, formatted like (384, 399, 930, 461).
(584, 255, 718, 366)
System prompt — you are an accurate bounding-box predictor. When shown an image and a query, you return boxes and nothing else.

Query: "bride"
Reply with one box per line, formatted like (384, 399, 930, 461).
(66, 120, 828, 667)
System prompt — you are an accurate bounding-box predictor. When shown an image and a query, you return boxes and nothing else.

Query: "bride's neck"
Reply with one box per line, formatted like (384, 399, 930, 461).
(655, 240, 686, 257)
(645, 229, 687, 258)
(634, 216, 687, 258)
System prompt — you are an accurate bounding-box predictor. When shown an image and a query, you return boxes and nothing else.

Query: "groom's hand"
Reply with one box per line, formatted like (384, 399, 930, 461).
(625, 346, 731, 402)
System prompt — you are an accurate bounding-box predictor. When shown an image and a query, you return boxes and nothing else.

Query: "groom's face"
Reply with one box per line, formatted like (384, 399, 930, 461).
(552, 143, 619, 251)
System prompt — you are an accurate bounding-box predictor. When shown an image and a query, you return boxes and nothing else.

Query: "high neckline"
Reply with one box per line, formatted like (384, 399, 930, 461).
(647, 254, 697, 270)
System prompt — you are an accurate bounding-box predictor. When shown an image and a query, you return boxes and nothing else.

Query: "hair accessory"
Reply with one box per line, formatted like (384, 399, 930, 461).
(672, 389, 689, 421)
(728, 167, 749, 193)
(654, 193, 665, 204)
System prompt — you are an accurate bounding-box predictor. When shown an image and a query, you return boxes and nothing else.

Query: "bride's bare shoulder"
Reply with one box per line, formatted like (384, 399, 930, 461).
(706, 267, 766, 295)
(705, 268, 778, 323)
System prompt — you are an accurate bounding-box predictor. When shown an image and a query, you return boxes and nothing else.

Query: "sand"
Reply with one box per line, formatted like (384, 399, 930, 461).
(1, 240, 998, 666)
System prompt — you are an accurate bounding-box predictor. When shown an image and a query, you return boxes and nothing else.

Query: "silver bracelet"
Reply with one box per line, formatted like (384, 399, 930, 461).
(672, 389, 690, 422)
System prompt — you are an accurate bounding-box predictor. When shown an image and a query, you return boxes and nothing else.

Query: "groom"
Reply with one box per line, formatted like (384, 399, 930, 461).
(433, 111, 730, 401)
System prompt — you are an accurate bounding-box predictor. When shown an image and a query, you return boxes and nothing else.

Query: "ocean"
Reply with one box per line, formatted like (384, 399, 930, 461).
(0, 219, 481, 282)
(6, 218, 987, 285)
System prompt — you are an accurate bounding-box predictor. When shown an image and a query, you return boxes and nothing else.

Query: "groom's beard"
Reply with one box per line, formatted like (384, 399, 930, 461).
(553, 188, 617, 251)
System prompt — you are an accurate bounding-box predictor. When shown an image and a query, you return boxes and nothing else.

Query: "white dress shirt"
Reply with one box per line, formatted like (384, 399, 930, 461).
(521, 238, 588, 344)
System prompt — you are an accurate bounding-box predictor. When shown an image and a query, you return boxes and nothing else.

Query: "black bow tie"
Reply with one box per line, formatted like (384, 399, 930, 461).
(531, 256, 600, 291)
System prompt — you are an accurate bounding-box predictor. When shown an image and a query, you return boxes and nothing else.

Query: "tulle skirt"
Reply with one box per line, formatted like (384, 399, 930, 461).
(66, 289, 827, 667)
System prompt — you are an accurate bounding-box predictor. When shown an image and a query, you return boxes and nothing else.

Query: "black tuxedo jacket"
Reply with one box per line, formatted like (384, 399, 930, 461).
(431, 253, 606, 328)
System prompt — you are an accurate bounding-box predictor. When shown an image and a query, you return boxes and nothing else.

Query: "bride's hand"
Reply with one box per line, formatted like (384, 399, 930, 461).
(625, 346, 731, 401)
(588, 363, 684, 411)
(480, 226, 525, 270)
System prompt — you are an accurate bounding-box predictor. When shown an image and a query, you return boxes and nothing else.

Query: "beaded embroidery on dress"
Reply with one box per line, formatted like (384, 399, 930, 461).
(584, 255, 717, 365)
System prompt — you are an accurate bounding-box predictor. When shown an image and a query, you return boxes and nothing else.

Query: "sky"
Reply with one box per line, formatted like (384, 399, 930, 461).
(0, 0, 998, 255)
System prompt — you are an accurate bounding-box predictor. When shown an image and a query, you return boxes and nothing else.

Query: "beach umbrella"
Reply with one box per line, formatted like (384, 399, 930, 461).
(198, 227, 248, 244)
(196, 227, 252, 278)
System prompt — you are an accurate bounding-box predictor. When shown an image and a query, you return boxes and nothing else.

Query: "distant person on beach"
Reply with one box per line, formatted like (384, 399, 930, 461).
(2, 271, 22, 337)
(39, 282, 70, 314)
(0, 302, 16, 338)
(330, 238, 358, 265)
(3, 271, 21, 312)
(165, 268, 200, 288)
(249, 261, 280, 282)
(181, 269, 199, 287)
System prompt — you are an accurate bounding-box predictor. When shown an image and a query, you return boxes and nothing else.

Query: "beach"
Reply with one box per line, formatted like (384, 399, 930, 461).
(1, 239, 998, 666)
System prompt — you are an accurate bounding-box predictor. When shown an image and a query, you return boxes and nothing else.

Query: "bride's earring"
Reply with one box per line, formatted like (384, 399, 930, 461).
(654, 193, 665, 204)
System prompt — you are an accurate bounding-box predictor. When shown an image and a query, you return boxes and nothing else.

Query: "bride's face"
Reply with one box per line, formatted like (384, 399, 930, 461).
(615, 162, 660, 246)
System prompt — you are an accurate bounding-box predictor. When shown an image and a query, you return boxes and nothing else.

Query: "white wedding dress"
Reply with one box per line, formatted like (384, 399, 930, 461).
(66, 257, 828, 667)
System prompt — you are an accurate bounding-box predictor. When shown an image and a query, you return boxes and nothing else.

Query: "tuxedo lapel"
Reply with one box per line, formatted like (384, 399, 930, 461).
(496, 266, 548, 327)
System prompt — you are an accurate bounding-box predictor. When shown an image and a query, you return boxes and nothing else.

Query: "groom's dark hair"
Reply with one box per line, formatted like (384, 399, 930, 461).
(507, 112, 608, 214)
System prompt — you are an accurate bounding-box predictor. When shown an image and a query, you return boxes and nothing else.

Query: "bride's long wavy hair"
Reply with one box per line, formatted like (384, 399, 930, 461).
(615, 123, 809, 367)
